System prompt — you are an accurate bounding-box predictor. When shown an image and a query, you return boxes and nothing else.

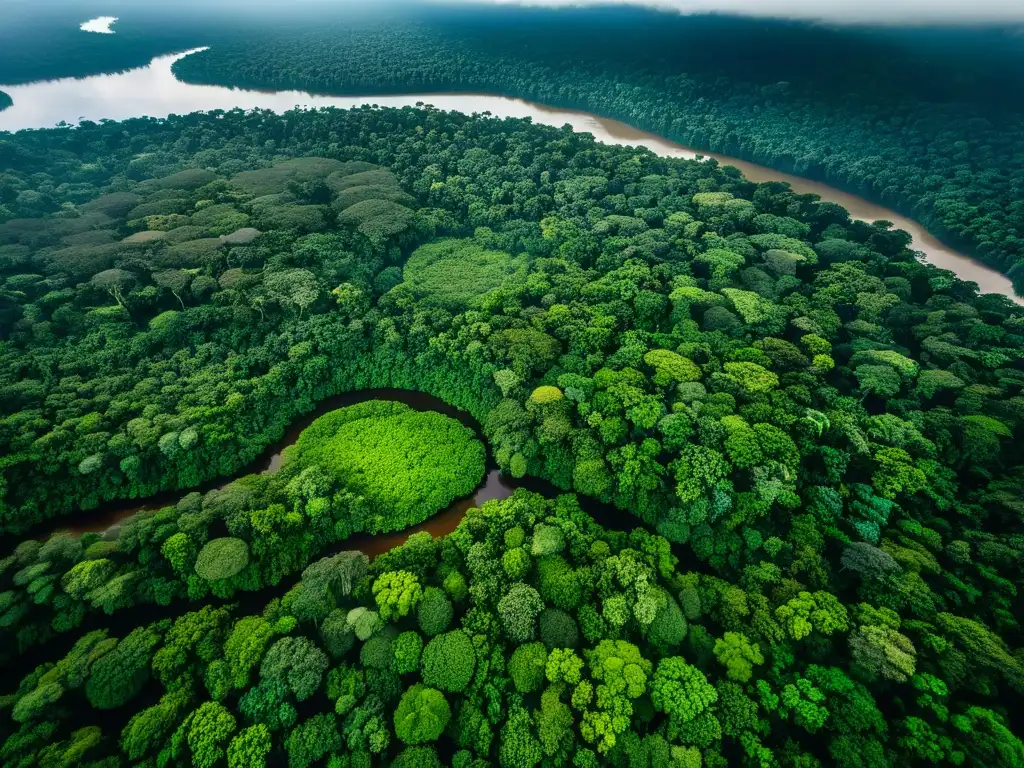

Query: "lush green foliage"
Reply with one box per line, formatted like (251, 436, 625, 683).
(421, 630, 475, 692)
(2, 95, 1024, 766)
(167, 8, 1024, 291)
(5, 490, 1024, 766)
(402, 238, 524, 310)
(394, 684, 450, 745)
(293, 401, 485, 523)
(194, 538, 250, 582)
(417, 586, 453, 638)
(0, 400, 480, 661)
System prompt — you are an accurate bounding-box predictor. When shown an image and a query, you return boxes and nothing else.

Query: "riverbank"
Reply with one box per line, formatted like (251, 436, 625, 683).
(33, 389, 645, 561)
(1, 49, 1019, 303)
(4, 389, 678, 675)
(12, 390, 480, 543)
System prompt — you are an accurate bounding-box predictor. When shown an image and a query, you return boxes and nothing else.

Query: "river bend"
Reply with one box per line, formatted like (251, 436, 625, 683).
(1, 48, 1019, 303)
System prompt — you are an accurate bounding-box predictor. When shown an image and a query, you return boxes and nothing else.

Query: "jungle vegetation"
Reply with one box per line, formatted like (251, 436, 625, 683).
(165, 7, 1024, 292)
(0, 103, 1023, 765)
(0, 396, 484, 669)
(290, 401, 485, 524)
(6, 4, 1024, 286)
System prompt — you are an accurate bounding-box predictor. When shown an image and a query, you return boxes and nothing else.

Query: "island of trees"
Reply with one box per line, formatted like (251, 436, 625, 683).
(0, 103, 1023, 765)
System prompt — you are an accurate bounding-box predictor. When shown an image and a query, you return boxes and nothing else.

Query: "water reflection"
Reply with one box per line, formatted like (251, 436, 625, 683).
(346, 469, 518, 560)
(0, 48, 1018, 302)
(80, 17, 118, 34)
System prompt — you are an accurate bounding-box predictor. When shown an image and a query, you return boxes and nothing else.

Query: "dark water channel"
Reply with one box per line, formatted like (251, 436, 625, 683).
(44, 388, 484, 541)
(8, 389, 651, 680)
(38, 389, 641, 558)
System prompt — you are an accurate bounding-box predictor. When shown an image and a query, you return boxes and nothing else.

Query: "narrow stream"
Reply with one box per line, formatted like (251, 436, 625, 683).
(9, 390, 656, 681)
(1, 48, 1020, 303)
(43, 390, 498, 543)
(38, 390, 640, 561)
(3, 397, 668, 760)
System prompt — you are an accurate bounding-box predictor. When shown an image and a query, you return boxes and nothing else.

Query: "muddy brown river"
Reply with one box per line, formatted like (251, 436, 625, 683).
(35, 390, 630, 560)
(1, 48, 1019, 303)
(4, 46, 1019, 548)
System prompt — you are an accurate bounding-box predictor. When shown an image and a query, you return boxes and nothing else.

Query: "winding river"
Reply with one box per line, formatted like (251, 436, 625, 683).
(38, 390, 636, 560)
(42, 390, 514, 549)
(12, 390, 655, 682)
(1, 48, 1020, 303)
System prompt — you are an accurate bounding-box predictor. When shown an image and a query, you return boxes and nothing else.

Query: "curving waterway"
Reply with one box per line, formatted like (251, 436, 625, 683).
(1, 48, 1020, 303)
(36, 389, 633, 560)
(39, 390, 509, 548)
(12, 389, 659, 680)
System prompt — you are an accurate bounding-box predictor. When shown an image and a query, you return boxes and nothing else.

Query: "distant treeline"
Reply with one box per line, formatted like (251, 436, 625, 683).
(6, 4, 1023, 292)
(168, 7, 1024, 294)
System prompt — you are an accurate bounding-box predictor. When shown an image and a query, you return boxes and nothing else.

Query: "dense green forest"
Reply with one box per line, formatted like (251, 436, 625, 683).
(1, 104, 1024, 765)
(0, 91, 11, 112)
(164, 7, 1024, 293)
(5, 3, 1024, 287)
(0, 395, 485, 670)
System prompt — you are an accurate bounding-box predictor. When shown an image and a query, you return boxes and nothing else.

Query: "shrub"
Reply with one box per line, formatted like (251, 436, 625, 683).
(338, 199, 416, 241)
(85, 626, 161, 709)
(647, 593, 688, 651)
(334, 185, 415, 212)
(231, 157, 347, 196)
(227, 725, 271, 768)
(285, 713, 341, 768)
(360, 634, 395, 671)
(394, 685, 450, 745)
(394, 631, 424, 675)
(140, 168, 219, 191)
(373, 570, 423, 621)
(498, 583, 544, 643)
(530, 524, 565, 556)
(257, 204, 330, 234)
(537, 555, 581, 610)
(320, 610, 355, 658)
(443, 570, 468, 602)
(508, 642, 548, 693)
(392, 746, 443, 768)
(158, 238, 223, 269)
(346, 607, 382, 641)
(328, 167, 398, 192)
(418, 587, 453, 637)
(529, 386, 564, 405)
(504, 526, 526, 549)
(421, 630, 476, 692)
(502, 548, 531, 579)
(260, 637, 328, 702)
(126, 198, 188, 220)
(539, 608, 579, 650)
(194, 538, 249, 581)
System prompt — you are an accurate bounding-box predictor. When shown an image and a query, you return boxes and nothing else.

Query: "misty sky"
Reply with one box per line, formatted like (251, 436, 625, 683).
(451, 0, 1024, 25)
